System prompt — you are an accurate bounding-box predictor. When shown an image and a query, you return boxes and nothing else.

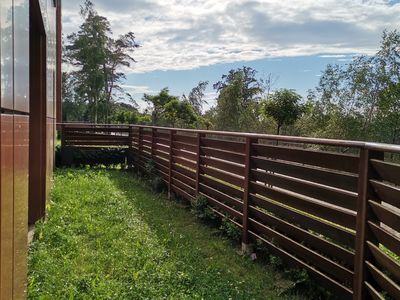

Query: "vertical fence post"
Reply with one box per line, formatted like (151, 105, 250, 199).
(151, 128, 155, 160)
(168, 129, 174, 199)
(127, 125, 133, 165)
(195, 132, 202, 196)
(138, 126, 143, 165)
(242, 136, 253, 253)
(353, 148, 384, 300)
(60, 124, 65, 147)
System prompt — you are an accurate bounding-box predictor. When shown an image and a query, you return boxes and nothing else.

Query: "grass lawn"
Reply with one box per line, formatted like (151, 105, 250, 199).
(28, 168, 302, 299)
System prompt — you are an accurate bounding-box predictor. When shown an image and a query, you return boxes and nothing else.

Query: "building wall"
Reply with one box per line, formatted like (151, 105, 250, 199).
(0, 0, 60, 298)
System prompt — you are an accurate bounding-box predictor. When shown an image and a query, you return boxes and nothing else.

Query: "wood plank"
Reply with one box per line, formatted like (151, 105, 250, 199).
(253, 143, 359, 173)
(369, 200, 400, 232)
(249, 218, 354, 285)
(371, 159, 400, 186)
(173, 141, 197, 153)
(173, 148, 197, 161)
(249, 194, 355, 248)
(249, 206, 354, 267)
(173, 156, 196, 170)
(367, 241, 400, 282)
(201, 147, 245, 164)
(248, 232, 353, 299)
(171, 170, 196, 188)
(200, 165, 244, 188)
(368, 221, 400, 256)
(201, 137, 245, 153)
(199, 183, 243, 211)
(252, 169, 357, 211)
(252, 156, 358, 192)
(365, 282, 385, 300)
(200, 192, 243, 221)
(370, 180, 400, 208)
(366, 261, 400, 299)
(250, 182, 356, 229)
(173, 164, 196, 180)
(201, 156, 245, 176)
(200, 175, 244, 200)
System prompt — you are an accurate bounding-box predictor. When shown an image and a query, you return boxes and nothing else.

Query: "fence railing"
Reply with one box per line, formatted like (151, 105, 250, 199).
(60, 123, 400, 300)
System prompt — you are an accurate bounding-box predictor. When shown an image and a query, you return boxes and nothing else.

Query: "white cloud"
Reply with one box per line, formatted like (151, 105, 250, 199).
(62, 0, 400, 73)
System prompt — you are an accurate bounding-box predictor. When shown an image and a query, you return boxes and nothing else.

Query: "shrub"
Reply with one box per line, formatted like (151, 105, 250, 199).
(191, 196, 216, 221)
(151, 176, 167, 193)
(220, 217, 241, 243)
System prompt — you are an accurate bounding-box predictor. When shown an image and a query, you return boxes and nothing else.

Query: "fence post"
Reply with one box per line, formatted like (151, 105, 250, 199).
(242, 136, 253, 253)
(168, 129, 174, 199)
(353, 148, 384, 300)
(60, 124, 65, 147)
(195, 132, 202, 196)
(127, 125, 133, 164)
(138, 126, 143, 164)
(151, 128, 155, 159)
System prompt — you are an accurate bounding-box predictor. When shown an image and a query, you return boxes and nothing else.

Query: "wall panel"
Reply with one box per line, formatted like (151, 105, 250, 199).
(0, 114, 14, 299)
(0, 0, 14, 110)
(13, 115, 29, 299)
(14, 0, 30, 113)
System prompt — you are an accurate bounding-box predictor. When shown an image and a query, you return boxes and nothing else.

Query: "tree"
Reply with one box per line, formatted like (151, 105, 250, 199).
(306, 30, 400, 143)
(262, 89, 303, 135)
(65, 0, 139, 123)
(184, 81, 209, 114)
(143, 88, 178, 125)
(213, 66, 263, 107)
(214, 73, 243, 131)
(164, 99, 198, 128)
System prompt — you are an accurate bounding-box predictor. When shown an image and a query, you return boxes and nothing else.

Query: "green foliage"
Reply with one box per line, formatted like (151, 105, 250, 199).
(219, 217, 242, 243)
(262, 89, 304, 135)
(56, 146, 127, 167)
(65, 0, 139, 124)
(184, 80, 209, 114)
(28, 169, 300, 300)
(191, 195, 216, 221)
(301, 30, 400, 143)
(144, 88, 199, 128)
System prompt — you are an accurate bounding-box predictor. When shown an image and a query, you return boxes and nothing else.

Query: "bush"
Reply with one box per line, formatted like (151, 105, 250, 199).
(151, 176, 167, 193)
(220, 217, 241, 243)
(56, 146, 128, 167)
(191, 196, 216, 221)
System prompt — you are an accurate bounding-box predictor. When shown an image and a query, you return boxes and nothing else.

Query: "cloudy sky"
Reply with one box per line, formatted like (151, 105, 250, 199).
(62, 0, 400, 110)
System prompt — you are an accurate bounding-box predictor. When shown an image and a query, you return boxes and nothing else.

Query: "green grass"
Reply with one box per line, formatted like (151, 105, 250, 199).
(28, 168, 302, 300)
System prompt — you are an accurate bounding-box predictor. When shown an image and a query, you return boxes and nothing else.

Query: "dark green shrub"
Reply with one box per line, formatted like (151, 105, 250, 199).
(151, 176, 167, 193)
(191, 196, 216, 221)
(56, 146, 128, 167)
(220, 217, 241, 243)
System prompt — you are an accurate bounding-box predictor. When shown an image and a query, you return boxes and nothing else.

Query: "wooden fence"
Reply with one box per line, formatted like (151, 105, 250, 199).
(61, 123, 400, 300)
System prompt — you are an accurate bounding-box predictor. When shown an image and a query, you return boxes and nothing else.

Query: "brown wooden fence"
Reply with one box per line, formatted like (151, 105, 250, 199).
(61, 123, 400, 300)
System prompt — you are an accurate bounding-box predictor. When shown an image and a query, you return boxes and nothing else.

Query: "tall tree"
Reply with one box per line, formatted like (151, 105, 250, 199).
(262, 89, 303, 135)
(213, 66, 263, 107)
(184, 81, 209, 114)
(65, 0, 139, 123)
(144, 88, 178, 125)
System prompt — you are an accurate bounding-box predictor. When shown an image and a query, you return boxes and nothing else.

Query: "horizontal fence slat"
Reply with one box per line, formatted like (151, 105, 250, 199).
(200, 165, 244, 188)
(251, 169, 357, 211)
(367, 241, 400, 282)
(371, 159, 400, 186)
(370, 180, 400, 209)
(199, 183, 243, 212)
(250, 182, 356, 229)
(201, 156, 244, 176)
(248, 231, 353, 299)
(199, 175, 243, 200)
(252, 156, 358, 192)
(368, 221, 400, 256)
(249, 206, 354, 267)
(253, 143, 359, 173)
(249, 194, 355, 248)
(366, 261, 400, 300)
(201, 137, 245, 153)
(201, 147, 245, 164)
(249, 218, 354, 284)
(365, 282, 385, 300)
(200, 192, 243, 221)
(369, 200, 400, 233)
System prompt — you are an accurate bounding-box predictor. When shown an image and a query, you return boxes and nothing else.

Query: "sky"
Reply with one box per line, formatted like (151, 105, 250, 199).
(62, 0, 400, 110)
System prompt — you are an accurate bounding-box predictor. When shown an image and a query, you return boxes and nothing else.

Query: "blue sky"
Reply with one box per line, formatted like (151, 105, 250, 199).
(62, 0, 400, 110)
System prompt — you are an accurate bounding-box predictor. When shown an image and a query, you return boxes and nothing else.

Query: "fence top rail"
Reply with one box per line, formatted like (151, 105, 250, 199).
(58, 123, 400, 154)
